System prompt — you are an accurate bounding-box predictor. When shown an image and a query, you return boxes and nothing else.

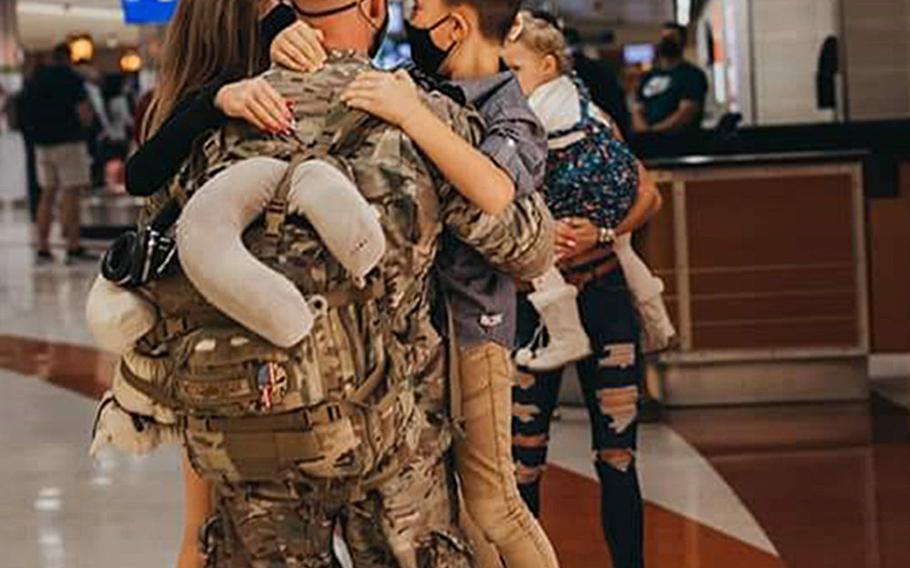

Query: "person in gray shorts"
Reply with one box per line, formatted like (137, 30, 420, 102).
(21, 44, 95, 264)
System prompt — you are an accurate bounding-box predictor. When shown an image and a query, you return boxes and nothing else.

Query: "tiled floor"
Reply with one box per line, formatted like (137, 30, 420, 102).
(1, 205, 909, 567)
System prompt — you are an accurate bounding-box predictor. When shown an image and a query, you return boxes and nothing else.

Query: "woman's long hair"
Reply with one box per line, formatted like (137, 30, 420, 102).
(143, 0, 264, 139)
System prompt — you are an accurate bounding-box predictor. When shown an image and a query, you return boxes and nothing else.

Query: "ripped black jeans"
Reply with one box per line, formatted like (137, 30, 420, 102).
(512, 268, 644, 568)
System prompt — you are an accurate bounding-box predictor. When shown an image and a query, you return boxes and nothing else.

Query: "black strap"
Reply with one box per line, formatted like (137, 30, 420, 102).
(292, 1, 358, 18)
(404, 64, 467, 106)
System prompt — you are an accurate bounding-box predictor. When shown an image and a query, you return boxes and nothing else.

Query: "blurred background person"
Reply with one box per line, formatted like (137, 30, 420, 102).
(22, 43, 95, 264)
(75, 62, 112, 189)
(100, 74, 134, 191)
(632, 22, 707, 136)
(8, 58, 44, 222)
(563, 25, 631, 138)
(102, 74, 134, 162)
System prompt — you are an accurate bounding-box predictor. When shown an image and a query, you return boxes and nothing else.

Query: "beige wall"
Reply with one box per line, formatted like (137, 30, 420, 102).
(841, 0, 910, 120)
(696, 0, 840, 126)
(751, 0, 839, 125)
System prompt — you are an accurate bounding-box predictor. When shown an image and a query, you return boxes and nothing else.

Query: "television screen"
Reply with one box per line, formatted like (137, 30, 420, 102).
(122, 0, 178, 25)
(624, 43, 655, 66)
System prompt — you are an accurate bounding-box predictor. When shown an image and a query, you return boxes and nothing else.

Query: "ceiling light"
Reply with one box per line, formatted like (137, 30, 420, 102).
(676, 0, 691, 26)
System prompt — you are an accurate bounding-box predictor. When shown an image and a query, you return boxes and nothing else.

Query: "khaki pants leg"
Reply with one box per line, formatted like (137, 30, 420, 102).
(455, 343, 560, 568)
(459, 499, 504, 568)
(35, 142, 90, 251)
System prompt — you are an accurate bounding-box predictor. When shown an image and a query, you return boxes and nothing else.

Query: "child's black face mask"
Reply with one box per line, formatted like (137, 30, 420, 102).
(405, 14, 457, 77)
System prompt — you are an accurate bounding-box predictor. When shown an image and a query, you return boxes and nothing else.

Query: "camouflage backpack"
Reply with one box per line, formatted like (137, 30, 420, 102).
(120, 106, 419, 484)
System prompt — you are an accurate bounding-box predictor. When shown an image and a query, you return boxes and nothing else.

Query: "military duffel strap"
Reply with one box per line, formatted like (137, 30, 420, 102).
(186, 401, 346, 434)
(120, 359, 180, 408)
(361, 389, 417, 492)
(141, 309, 232, 347)
(348, 353, 386, 405)
(263, 153, 319, 258)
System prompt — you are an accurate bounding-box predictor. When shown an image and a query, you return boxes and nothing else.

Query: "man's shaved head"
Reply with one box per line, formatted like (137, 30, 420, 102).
(290, 0, 389, 54)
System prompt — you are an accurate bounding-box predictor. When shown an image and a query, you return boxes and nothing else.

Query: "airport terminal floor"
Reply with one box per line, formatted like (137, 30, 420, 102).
(2, 199, 910, 568)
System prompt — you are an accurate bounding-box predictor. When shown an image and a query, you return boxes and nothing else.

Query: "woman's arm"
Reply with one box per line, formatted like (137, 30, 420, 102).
(125, 81, 227, 197)
(271, 19, 328, 73)
(557, 161, 662, 263)
(342, 70, 515, 216)
(125, 78, 292, 197)
(177, 453, 213, 568)
(126, 5, 306, 198)
(613, 162, 661, 236)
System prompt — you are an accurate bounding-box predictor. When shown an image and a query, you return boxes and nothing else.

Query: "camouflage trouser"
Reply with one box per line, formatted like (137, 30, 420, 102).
(200, 435, 473, 568)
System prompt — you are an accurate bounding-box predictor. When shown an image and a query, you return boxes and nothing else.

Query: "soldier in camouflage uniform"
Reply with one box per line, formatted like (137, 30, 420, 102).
(116, 1, 554, 566)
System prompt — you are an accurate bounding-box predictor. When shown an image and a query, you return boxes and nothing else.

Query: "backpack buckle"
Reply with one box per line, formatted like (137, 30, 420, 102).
(264, 199, 287, 239)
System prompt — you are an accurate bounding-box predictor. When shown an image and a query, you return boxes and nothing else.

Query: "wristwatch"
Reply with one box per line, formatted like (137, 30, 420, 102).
(598, 227, 617, 246)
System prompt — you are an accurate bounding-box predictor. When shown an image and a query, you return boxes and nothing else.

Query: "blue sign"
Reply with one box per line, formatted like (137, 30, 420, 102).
(122, 0, 178, 25)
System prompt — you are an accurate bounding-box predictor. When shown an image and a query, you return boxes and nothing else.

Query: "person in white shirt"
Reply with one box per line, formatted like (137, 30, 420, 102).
(102, 75, 134, 158)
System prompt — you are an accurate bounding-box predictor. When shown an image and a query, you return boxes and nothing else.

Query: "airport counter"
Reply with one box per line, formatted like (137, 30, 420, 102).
(639, 149, 910, 406)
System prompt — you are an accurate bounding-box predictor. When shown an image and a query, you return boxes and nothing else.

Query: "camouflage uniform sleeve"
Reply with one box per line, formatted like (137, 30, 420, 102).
(442, 190, 555, 281)
(420, 92, 556, 281)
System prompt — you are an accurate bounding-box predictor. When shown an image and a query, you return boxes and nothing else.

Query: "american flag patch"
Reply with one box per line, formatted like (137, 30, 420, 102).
(256, 362, 288, 411)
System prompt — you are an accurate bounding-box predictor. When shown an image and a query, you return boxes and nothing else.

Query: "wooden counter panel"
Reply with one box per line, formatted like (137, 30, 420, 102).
(637, 183, 682, 332)
(646, 165, 867, 353)
(638, 182, 677, 272)
(681, 173, 860, 351)
(684, 175, 855, 268)
(868, 163, 910, 352)
(693, 319, 858, 350)
(691, 292, 857, 323)
(689, 265, 856, 296)
(654, 271, 679, 297)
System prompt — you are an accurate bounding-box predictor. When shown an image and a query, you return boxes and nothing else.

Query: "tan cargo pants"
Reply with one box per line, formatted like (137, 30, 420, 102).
(455, 342, 559, 568)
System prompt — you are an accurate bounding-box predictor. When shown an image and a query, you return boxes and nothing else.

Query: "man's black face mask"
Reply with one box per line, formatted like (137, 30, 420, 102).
(657, 37, 683, 60)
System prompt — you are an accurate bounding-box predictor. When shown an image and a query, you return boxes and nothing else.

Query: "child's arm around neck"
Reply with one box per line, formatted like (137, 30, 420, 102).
(342, 70, 516, 215)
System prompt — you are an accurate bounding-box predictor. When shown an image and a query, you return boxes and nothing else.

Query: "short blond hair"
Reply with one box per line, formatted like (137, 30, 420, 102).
(508, 11, 572, 75)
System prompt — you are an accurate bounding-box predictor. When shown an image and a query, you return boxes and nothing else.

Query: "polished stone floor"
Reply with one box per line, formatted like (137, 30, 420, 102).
(1, 202, 909, 567)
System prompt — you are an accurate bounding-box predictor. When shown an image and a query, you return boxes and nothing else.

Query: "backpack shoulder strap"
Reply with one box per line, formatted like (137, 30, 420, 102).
(547, 73, 595, 139)
(261, 101, 379, 256)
